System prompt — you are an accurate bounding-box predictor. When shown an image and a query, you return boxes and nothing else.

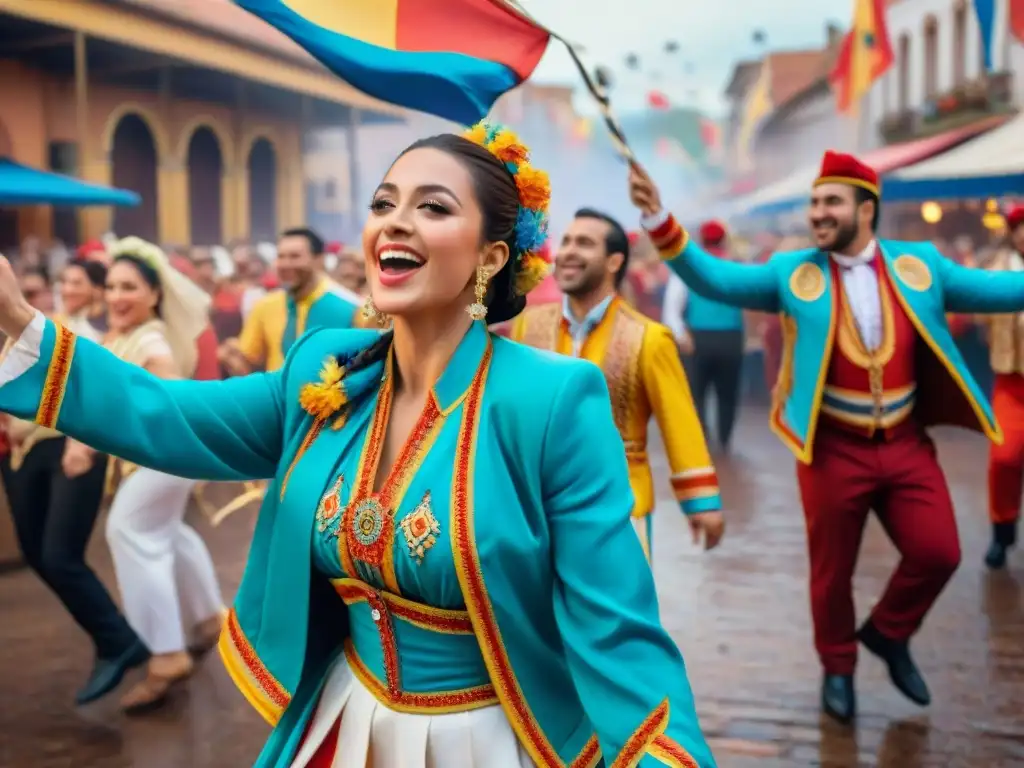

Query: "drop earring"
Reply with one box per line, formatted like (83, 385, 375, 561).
(466, 265, 491, 321)
(361, 295, 389, 327)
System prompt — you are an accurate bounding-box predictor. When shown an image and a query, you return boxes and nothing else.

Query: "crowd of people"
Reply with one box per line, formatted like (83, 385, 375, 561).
(0, 228, 370, 714)
(0, 124, 1022, 767)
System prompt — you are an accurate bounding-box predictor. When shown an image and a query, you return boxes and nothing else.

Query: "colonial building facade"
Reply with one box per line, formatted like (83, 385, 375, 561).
(0, 0, 401, 250)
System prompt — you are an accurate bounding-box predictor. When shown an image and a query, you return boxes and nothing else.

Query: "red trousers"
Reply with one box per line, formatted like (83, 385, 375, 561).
(988, 373, 1024, 525)
(797, 423, 961, 675)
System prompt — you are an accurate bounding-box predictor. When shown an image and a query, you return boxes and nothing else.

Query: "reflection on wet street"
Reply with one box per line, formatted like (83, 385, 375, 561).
(1, 408, 1022, 767)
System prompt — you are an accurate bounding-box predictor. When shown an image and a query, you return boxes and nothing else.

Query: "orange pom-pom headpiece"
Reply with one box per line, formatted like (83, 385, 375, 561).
(698, 220, 727, 247)
(814, 150, 880, 198)
(463, 121, 551, 296)
(1006, 205, 1024, 232)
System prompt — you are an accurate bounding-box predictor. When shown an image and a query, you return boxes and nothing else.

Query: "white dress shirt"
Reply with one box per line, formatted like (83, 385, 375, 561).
(832, 239, 881, 351)
(661, 273, 689, 342)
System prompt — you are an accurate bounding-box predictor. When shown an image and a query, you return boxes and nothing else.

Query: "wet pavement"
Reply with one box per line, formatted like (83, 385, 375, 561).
(1, 406, 1022, 767)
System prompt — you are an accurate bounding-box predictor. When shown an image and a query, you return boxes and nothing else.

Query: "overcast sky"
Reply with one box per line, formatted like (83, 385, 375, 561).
(519, 0, 854, 115)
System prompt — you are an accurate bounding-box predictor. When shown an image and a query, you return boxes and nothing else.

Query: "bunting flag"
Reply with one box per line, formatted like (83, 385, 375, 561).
(736, 58, 772, 171)
(975, 1, 1024, 66)
(234, 0, 550, 124)
(1013, 0, 1024, 42)
(829, 0, 894, 114)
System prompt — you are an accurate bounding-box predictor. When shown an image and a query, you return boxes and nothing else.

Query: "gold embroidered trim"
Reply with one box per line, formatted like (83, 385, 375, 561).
(36, 323, 76, 429)
(518, 303, 562, 350)
(601, 302, 646, 440)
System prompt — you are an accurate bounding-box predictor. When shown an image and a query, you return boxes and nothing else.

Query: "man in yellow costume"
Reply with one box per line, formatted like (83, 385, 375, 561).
(511, 208, 725, 559)
(220, 227, 361, 375)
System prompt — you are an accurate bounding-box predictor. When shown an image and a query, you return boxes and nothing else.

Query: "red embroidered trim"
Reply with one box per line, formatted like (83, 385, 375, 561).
(647, 215, 688, 258)
(280, 418, 325, 500)
(332, 579, 476, 634)
(453, 344, 570, 766)
(570, 736, 601, 768)
(343, 372, 442, 581)
(35, 323, 75, 429)
(669, 473, 720, 494)
(224, 609, 290, 710)
(647, 216, 678, 241)
(343, 640, 498, 713)
(649, 735, 700, 768)
(610, 699, 670, 768)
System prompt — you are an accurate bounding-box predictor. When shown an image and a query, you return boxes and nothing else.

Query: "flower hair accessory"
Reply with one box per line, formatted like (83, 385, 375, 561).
(109, 236, 167, 272)
(463, 121, 551, 295)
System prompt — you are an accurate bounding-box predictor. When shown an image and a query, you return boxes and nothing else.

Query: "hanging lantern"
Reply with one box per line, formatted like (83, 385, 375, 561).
(920, 201, 942, 224)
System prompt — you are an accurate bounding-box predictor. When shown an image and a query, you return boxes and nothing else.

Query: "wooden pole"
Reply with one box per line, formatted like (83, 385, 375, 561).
(74, 31, 88, 243)
(346, 107, 361, 242)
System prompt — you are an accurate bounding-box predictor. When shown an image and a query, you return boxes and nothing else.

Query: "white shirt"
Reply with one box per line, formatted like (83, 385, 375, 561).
(831, 239, 881, 351)
(661, 273, 689, 342)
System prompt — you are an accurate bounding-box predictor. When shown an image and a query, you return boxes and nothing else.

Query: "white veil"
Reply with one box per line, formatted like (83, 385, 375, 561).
(109, 237, 212, 377)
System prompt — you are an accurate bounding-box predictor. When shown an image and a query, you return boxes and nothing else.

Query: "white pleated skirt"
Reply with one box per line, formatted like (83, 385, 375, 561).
(290, 654, 535, 768)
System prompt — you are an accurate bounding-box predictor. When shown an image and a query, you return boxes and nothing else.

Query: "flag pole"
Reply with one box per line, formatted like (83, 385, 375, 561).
(493, 0, 636, 163)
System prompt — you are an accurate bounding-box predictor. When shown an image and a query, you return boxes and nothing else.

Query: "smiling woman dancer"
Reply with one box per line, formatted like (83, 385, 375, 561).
(0, 123, 715, 768)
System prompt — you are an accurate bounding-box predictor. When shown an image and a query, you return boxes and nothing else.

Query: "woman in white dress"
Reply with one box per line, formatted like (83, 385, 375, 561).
(99, 238, 227, 711)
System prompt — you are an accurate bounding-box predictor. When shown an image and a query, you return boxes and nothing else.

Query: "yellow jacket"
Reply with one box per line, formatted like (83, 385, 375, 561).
(984, 249, 1024, 375)
(510, 296, 720, 517)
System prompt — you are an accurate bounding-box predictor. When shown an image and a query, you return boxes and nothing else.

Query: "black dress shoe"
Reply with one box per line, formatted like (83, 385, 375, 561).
(985, 522, 1017, 570)
(76, 640, 150, 705)
(985, 540, 1009, 569)
(821, 674, 856, 723)
(857, 621, 930, 706)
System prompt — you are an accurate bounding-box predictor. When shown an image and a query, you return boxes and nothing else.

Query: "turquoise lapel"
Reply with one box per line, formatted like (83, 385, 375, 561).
(432, 321, 490, 414)
(794, 250, 836, 364)
(258, 365, 380, 658)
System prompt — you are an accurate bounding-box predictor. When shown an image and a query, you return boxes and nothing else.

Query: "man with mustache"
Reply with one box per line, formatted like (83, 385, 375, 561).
(983, 204, 1024, 569)
(509, 208, 724, 561)
(629, 151, 1024, 724)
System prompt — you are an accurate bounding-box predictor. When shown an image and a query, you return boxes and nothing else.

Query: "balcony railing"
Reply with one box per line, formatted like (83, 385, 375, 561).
(879, 71, 1016, 144)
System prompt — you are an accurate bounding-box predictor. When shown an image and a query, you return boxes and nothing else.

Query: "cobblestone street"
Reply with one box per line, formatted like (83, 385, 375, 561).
(1, 408, 1022, 767)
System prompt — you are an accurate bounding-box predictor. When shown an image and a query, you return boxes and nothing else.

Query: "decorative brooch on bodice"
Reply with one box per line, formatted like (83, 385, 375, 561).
(399, 492, 440, 565)
(316, 474, 345, 538)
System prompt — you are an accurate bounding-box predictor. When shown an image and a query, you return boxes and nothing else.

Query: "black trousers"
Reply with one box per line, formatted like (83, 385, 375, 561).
(688, 329, 745, 450)
(1, 438, 140, 659)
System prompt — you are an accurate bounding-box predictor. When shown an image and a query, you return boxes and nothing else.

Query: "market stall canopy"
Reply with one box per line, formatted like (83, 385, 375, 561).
(728, 116, 1010, 218)
(883, 112, 1024, 201)
(0, 158, 140, 207)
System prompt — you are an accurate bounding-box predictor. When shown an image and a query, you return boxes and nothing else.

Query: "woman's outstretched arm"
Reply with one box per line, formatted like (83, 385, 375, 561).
(0, 311, 284, 481)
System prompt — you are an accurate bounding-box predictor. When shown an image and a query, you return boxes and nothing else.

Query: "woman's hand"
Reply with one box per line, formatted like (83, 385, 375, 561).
(0, 254, 39, 340)
(628, 163, 663, 217)
(62, 439, 95, 478)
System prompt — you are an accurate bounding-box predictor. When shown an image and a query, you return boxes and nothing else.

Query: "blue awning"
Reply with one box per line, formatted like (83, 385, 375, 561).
(883, 112, 1024, 201)
(0, 158, 140, 207)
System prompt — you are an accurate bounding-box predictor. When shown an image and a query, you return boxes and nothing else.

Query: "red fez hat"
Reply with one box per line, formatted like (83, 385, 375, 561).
(1006, 205, 1024, 231)
(814, 150, 880, 198)
(698, 220, 727, 247)
(326, 241, 343, 254)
